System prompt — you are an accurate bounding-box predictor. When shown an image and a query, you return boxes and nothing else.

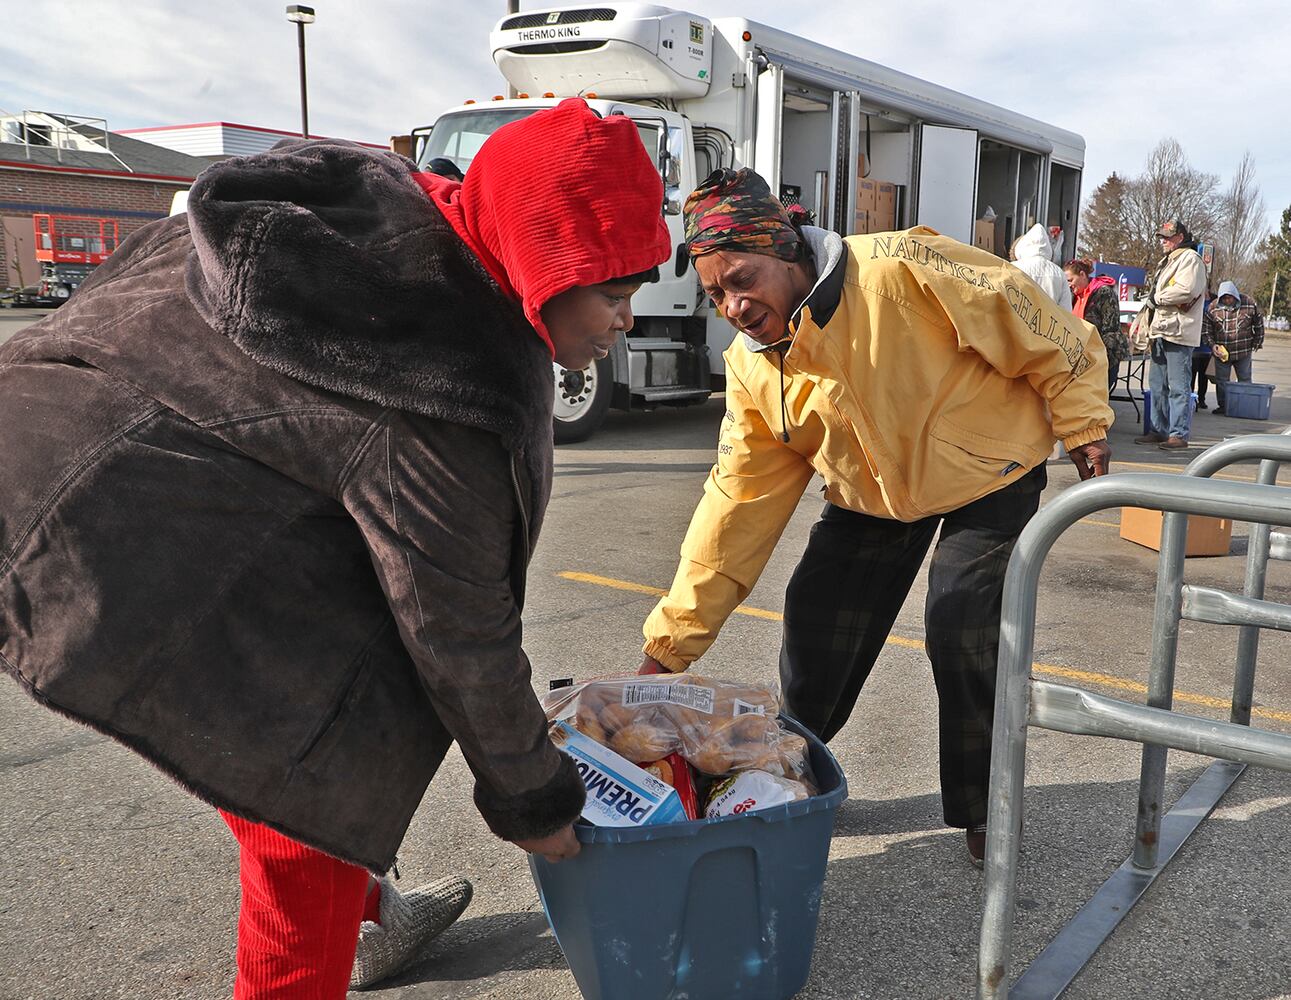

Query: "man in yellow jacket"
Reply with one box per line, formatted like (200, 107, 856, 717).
(640, 168, 1113, 865)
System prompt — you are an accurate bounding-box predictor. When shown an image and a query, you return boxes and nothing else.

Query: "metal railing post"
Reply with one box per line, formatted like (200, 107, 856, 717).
(1131, 506, 1187, 869)
(978, 542, 1040, 997)
(1232, 450, 1285, 724)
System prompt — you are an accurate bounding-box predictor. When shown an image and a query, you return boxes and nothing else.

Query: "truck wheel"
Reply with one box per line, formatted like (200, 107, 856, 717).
(553, 356, 612, 444)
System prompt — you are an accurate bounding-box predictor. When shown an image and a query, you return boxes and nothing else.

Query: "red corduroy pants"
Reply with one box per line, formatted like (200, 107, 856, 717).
(220, 810, 379, 999)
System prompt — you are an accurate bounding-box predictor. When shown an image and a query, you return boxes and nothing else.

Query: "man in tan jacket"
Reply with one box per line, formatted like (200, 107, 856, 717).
(638, 169, 1112, 865)
(1131, 218, 1208, 450)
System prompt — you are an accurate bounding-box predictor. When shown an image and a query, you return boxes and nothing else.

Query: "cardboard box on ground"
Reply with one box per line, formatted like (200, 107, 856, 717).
(1119, 507, 1233, 557)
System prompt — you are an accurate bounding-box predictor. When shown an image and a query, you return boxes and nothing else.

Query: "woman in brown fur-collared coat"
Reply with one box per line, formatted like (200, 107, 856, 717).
(0, 99, 670, 997)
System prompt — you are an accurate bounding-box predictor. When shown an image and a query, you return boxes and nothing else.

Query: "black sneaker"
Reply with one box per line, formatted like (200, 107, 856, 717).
(1197, 400, 1209, 410)
(1213, 407, 1226, 415)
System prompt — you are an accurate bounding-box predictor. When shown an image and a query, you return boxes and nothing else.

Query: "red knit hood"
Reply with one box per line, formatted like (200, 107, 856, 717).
(1088, 274, 1116, 293)
(413, 99, 673, 354)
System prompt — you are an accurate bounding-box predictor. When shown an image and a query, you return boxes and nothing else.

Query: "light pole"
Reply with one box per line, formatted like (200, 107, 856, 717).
(285, 5, 315, 139)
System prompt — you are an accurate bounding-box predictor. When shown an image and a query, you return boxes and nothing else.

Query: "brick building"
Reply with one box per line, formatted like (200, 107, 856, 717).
(2, 112, 389, 293)
(0, 111, 215, 290)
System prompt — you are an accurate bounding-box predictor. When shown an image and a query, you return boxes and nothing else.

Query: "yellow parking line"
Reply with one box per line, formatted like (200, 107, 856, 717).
(559, 571, 664, 597)
(1067, 456, 1291, 529)
(1112, 458, 1289, 483)
(558, 570, 1291, 725)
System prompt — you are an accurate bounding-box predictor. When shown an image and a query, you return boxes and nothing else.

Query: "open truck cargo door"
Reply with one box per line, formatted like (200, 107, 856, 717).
(828, 91, 862, 236)
(753, 61, 783, 194)
(915, 123, 977, 244)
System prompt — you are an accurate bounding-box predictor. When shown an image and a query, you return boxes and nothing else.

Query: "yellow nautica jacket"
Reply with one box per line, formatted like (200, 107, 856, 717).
(643, 226, 1113, 671)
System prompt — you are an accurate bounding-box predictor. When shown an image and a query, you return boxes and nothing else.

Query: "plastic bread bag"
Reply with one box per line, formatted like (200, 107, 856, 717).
(543, 676, 686, 761)
(541, 674, 815, 787)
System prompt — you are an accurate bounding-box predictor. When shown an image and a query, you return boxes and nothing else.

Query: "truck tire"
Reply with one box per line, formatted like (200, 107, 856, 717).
(553, 356, 612, 444)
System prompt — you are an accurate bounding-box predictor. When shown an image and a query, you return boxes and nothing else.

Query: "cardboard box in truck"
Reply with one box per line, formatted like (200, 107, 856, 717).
(872, 182, 897, 232)
(974, 219, 997, 254)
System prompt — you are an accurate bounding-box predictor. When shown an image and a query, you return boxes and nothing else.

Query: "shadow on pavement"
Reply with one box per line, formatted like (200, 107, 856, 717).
(809, 768, 1291, 1000)
(372, 911, 559, 994)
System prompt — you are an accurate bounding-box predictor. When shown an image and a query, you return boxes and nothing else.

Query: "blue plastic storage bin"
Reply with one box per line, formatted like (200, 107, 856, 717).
(529, 716, 847, 1000)
(1224, 381, 1275, 419)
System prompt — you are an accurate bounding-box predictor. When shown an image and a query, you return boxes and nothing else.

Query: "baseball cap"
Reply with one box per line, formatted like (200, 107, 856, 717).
(1157, 219, 1190, 240)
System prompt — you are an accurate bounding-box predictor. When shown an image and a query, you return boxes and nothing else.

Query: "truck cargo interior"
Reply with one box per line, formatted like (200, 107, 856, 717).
(1047, 162, 1081, 264)
(976, 139, 1044, 260)
(775, 81, 910, 236)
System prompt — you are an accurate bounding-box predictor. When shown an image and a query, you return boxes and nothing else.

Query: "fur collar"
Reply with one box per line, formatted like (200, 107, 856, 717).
(183, 139, 553, 459)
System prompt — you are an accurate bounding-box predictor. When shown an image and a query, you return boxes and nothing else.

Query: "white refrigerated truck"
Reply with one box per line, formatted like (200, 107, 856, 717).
(413, 2, 1085, 441)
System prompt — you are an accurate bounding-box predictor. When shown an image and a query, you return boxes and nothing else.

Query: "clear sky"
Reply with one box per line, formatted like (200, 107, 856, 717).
(7, 1, 1287, 232)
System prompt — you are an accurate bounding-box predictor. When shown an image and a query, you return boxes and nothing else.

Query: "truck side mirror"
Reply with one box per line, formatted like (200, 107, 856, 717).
(663, 150, 681, 188)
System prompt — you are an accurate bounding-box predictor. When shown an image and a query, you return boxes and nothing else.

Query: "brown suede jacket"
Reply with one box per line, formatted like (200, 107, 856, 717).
(0, 139, 583, 872)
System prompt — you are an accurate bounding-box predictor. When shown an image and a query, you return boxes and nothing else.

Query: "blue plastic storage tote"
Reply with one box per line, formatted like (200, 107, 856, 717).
(1224, 381, 1275, 419)
(1142, 389, 1197, 436)
(529, 716, 847, 1000)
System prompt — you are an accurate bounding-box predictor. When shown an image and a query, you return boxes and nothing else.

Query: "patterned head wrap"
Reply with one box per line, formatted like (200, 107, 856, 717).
(684, 168, 805, 262)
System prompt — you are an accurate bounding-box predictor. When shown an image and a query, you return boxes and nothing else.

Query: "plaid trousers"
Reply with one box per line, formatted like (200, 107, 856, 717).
(778, 465, 1045, 828)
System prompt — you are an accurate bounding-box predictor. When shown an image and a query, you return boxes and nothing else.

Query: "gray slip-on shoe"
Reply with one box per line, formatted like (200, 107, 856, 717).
(350, 876, 473, 990)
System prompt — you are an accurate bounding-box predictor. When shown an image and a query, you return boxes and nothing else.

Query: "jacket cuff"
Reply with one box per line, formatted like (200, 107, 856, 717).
(642, 639, 688, 673)
(1061, 426, 1109, 450)
(473, 754, 586, 842)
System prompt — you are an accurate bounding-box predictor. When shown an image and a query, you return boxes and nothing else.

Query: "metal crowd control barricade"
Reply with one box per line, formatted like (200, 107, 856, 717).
(977, 432, 1291, 1000)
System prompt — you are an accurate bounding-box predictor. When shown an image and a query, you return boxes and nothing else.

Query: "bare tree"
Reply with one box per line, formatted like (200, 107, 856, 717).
(1213, 150, 1268, 283)
(8, 232, 25, 290)
(1122, 138, 1221, 270)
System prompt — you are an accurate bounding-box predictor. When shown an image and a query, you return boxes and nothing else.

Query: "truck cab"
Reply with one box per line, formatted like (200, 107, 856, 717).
(418, 96, 705, 442)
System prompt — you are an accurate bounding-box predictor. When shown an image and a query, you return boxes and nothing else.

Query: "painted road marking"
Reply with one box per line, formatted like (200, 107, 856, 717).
(1067, 459, 1290, 530)
(1112, 458, 1291, 483)
(558, 570, 1291, 725)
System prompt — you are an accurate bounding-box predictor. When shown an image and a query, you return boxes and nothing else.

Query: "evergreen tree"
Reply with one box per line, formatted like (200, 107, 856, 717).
(1077, 172, 1134, 263)
(1253, 205, 1291, 319)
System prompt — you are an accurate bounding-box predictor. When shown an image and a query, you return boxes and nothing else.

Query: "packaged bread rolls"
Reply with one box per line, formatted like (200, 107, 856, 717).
(541, 674, 815, 788)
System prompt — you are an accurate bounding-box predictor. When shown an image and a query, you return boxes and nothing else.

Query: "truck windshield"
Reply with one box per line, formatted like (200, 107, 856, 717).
(417, 108, 537, 174)
(418, 107, 670, 186)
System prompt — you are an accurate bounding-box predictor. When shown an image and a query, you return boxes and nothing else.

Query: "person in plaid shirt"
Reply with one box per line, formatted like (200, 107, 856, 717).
(1204, 279, 1265, 414)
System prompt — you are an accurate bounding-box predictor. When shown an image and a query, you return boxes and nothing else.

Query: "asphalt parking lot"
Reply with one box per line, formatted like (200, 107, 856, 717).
(3, 306, 1291, 999)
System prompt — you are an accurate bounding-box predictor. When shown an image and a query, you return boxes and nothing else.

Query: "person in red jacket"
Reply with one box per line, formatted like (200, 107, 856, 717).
(0, 100, 670, 998)
(1064, 258, 1128, 394)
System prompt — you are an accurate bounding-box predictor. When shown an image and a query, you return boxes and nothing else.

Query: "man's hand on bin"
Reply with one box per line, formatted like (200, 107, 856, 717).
(514, 824, 581, 863)
(638, 655, 669, 675)
(1068, 439, 1111, 480)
